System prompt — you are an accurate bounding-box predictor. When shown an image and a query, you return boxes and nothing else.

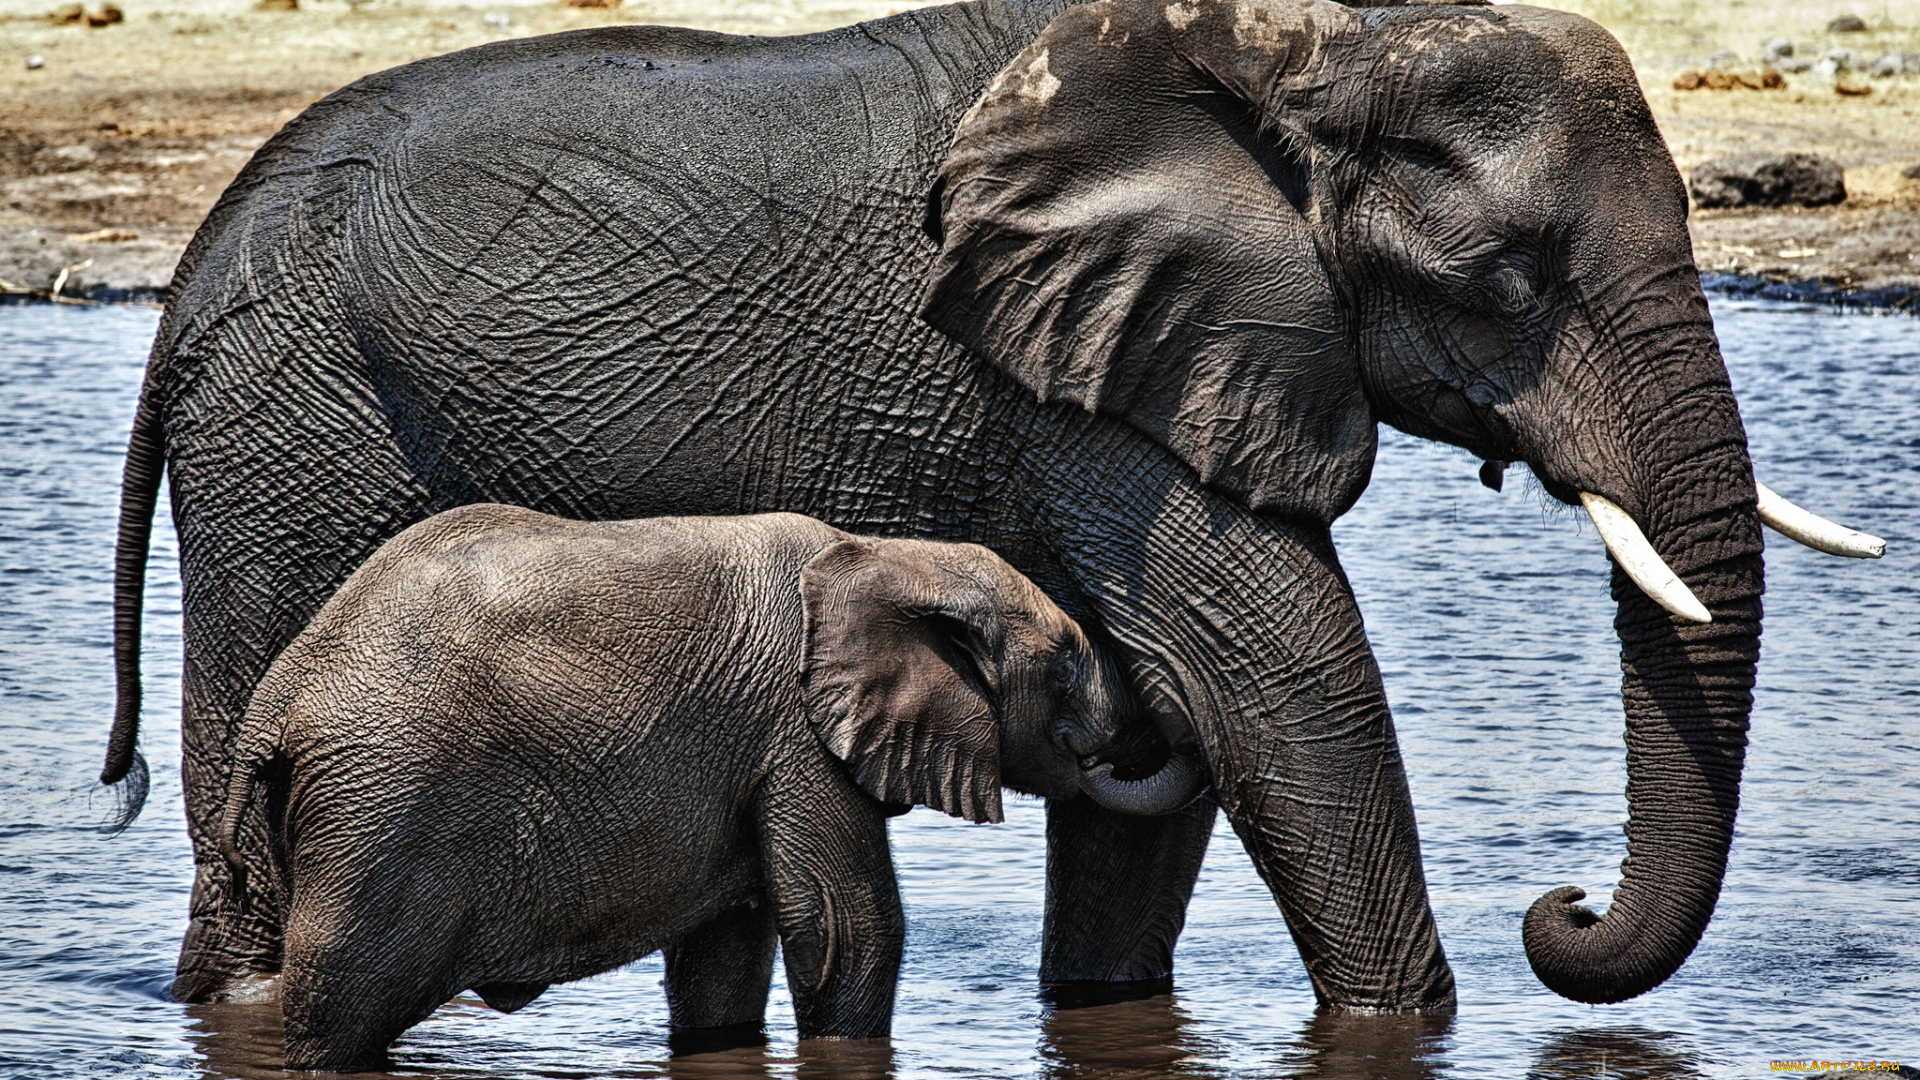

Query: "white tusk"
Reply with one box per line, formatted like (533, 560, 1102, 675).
(1580, 492, 1713, 624)
(1755, 482, 1886, 559)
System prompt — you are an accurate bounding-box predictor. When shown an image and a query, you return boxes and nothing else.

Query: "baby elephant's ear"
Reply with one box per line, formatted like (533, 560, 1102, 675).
(800, 539, 1004, 824)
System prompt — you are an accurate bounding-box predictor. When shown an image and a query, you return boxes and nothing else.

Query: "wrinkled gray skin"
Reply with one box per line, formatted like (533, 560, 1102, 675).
(220, 506, 1179, 1070)
(109, 0, 1763, 1011)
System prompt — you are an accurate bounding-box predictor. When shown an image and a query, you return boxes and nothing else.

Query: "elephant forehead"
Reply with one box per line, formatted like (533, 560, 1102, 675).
(1343, 13, 1651, 184)
(1379, 5, 1637, 106)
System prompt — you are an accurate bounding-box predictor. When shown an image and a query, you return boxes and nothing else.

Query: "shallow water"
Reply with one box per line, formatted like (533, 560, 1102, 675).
(1, 299, 1914, 1079)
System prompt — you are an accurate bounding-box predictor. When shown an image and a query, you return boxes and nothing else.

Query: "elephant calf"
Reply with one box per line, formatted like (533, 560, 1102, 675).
(218, 504, 1200, 1071)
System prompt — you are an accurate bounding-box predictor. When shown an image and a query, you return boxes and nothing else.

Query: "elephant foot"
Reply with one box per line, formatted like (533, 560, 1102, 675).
(171, 884, 282, 1003)
(172, 957, 274, 1004)
(1037, 976, 1173, 1009)
(667, 1021, 768, 1056)
(169, 916, 231, 1002)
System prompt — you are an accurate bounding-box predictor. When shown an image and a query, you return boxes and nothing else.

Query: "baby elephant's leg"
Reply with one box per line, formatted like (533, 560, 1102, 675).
(761, 761, 904, 1040)
(663, 903, 777, 1051)
(279, 901, 450, 1071)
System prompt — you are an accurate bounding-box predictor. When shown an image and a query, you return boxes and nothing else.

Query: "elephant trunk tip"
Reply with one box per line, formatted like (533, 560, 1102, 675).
(1523, 885, 1678, 1005)
(1077, 752, 1207, 816)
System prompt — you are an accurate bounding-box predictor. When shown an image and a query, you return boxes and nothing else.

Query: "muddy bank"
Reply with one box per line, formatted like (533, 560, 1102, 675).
(4, 0, 1920, 303)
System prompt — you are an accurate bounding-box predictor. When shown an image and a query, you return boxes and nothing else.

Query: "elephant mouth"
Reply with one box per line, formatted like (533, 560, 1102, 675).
(1076, 752, 1207, 816)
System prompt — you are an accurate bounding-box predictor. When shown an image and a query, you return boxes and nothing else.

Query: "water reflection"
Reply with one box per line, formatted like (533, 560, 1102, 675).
(180, 1000, 286, 1080)
(792, 1039, 895, 1080)
(663, 1041, 777, 1080)
(1039, 989, 1215, 1078)
(181, 994, 904, 1079)
(1283, 1010, 1452, 1080)
(1526, 1027, 1706, 1080)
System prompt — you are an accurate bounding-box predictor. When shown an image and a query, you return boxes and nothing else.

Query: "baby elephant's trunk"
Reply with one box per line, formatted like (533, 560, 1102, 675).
(1077, 753, 1206, 816)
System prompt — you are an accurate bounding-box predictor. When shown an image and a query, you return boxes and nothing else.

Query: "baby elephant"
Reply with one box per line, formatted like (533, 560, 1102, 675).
(219, 505, 1202, 1071)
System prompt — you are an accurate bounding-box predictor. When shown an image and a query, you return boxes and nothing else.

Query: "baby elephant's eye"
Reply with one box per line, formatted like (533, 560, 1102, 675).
(1049, 648, 1087, 717)
(1050, 648, 1073, 685)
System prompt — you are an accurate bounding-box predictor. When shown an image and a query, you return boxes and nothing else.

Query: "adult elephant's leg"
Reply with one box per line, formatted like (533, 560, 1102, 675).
(161, 320, 430, 1001)
(1029, 417, 1454, 1010)
(664, 904, 778, 1050)
(1039, 797, 1214, 985)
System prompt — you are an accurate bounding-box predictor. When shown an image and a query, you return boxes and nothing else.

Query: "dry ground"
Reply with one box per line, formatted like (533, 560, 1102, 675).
(1559, 0, 1920, 293)
(3, 0, 1920, 298)
(0, 0, 924, 296)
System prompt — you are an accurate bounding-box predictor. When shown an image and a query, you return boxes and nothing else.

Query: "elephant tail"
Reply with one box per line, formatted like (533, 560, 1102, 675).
(100, 374, 166, 833)
(218, 731, 278, 919)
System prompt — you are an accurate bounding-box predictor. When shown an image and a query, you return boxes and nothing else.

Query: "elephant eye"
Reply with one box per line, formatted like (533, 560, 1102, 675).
(1490, 265, 1543, 317)
(1048, 647, 1085, 709)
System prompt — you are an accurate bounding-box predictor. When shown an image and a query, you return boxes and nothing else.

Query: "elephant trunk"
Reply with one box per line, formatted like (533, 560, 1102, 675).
(1078, 753, 1207, 816)
(1522, 330, 1765, 1003)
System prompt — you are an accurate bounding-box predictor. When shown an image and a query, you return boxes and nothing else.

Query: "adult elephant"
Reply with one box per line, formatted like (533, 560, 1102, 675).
(104, 0, 1881, 1016)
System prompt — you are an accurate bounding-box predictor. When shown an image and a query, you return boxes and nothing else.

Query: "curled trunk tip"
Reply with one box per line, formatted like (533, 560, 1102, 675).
(1523, 883, 1699, 1005)
(1078, 753, 1207, 816)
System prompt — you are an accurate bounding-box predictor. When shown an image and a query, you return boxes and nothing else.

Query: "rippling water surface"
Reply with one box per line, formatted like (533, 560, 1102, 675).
(2, 300, 1915, 1078)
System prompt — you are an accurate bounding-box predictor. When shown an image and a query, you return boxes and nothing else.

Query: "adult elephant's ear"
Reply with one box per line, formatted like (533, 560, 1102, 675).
(922, 0, 1374, 524)
(801, 539, 1004, 824)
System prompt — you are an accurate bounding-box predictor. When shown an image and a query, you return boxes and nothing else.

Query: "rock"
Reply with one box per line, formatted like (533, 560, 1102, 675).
(1674, 70, 1720, 90)
(483, 11, 511, 26)
(83, 3, 121, 26)
(48, 2, 81, 22)
(1760, 37, 1794, 62)
(1689, 153, 1847, 208)
(1870, 51, 1920, 77)
(1824, 47, 1866, 70)
(565, 0, 620, 7)
(254, 0, 297, 10)
(1777, 55, 1815, 72)
(1709, 48, 1741, 69)
(1835, 80, 1872, 95)
(26, 54, 44, 69)
(1902, 163, 1920, 179)
(1674, 68, 1784, 91)
(1826, 13, 1868, 32)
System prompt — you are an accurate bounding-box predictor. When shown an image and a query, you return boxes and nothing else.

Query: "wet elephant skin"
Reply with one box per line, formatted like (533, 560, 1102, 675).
(108, 0, 1764, 1016)
(217, 507, 1165, 1068)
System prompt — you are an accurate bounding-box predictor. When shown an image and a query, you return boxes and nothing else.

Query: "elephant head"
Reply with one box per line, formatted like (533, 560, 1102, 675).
(800, 536, 1205, 825)
(922, 0, 1881, 1003)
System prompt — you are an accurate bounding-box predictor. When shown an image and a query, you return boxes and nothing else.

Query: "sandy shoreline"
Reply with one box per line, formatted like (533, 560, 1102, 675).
(4, 0, 1920, 305)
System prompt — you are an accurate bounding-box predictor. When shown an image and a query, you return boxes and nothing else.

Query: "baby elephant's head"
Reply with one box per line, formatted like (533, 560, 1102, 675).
(800, 537, 1205, 824)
